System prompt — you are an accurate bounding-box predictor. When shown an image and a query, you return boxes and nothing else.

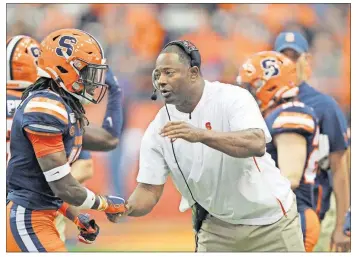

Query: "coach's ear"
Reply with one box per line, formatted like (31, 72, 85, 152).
(189, 66, 200, 81)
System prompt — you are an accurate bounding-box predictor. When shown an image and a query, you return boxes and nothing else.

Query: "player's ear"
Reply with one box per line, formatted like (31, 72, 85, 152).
(189, 66, 199, 81)
(305, 52, 312, 59)
(296, 53, 311, 84)
(302, 53, 312, 64)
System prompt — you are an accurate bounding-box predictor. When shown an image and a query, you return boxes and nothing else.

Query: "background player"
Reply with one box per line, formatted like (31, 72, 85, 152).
(6, 29, 126, 252)
(274, 32, 350, 252)
(238, 51, 321, 251)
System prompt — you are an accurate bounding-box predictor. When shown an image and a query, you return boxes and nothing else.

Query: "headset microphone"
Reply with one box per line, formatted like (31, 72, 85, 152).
(150, 89, 157, 101)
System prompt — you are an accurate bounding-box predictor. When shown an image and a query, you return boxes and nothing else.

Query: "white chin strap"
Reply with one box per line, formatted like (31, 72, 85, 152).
(281, 87, 299, 99)
(37, 67, 51, 78)
(236, 75, 242, 85)
(69, 85, 92, 105)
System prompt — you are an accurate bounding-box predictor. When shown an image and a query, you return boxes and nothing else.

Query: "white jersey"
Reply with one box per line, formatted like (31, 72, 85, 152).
(137, 80, 293, 225)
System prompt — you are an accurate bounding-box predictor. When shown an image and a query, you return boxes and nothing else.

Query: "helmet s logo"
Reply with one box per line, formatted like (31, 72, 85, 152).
(29, 46, 40, 65)
(30, 46, 40, 58)
(56, 36, 77, 57)
(261, 58, 279, 78)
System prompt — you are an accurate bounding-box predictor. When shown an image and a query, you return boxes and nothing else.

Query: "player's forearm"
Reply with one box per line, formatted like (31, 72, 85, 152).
(330, 150, 350, 230)
(49, 174, 103, 210)
(71, 159, 94, 184)
(200, 128, 266, 158)
(83, 125, 119, 151)
(126, 183, 163, 217)
(332, 174, 349, 229)
(58, 202, 80, 221)
(275, 133, 307, 191)
(282, 171, 301, 190)
(278, 164, 302, 190)
(55, 182, 89, 206)
(101, 78, 124, 139)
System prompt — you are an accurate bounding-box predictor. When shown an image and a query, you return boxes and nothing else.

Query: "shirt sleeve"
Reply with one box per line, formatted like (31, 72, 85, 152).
(26, 132, 65, 158)
(271, 106, 316, 138)
(137, 121, 170, 185)
(321, 97, 349, 152)
(22, 95, 69, 135)
(227, 87, 272, 143)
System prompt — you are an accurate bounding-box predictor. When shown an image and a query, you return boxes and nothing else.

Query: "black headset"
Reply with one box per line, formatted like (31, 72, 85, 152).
(151, 40, 201, 100)
(150, 40, 201, 205)
(164, 40, 201, 68)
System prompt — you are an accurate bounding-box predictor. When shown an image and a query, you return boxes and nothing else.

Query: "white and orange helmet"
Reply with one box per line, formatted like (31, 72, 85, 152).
(38, 28, 108, 104)
(237, 51, 298, 112)
(7, 35, 40, 90)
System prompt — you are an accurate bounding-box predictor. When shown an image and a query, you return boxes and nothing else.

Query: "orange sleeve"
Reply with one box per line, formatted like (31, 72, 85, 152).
(26, 130, 65, 158)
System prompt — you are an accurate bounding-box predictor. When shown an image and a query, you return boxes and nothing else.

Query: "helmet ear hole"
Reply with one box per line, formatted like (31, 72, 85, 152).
(57, 66, 68, 73)
(267, 85, 277, 92)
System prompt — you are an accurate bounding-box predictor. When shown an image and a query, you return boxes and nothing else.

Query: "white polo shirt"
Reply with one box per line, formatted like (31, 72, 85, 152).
(137, 80, 293, 225)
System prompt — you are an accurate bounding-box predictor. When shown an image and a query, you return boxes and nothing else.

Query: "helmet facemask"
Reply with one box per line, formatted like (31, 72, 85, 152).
(71, 58, 108, 104)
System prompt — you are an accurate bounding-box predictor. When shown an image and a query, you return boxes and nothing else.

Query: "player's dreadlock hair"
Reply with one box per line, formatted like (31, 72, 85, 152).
(22, 77, 89, 129)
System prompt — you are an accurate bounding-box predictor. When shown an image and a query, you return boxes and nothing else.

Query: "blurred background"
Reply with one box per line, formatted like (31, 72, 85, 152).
(7, 3, 350, 252)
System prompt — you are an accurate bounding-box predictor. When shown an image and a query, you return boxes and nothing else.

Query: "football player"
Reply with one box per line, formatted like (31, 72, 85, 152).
(6, 29, 126, 252)
(6, 35, 97, 245)
(274, 32, 350, 252)
(238, 51, 321, 252)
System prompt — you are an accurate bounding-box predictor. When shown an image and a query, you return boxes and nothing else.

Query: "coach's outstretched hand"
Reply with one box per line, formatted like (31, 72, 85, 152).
(160, 121, 205, 143)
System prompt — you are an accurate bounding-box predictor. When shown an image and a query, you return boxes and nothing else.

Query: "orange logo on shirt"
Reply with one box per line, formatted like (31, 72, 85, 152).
(69, 126, 75, 136)
(343, 131, 349, 144)
(205, 122, 212, 130)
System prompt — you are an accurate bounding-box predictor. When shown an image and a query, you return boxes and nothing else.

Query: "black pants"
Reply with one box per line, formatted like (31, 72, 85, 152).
(192, 203, 208, 252)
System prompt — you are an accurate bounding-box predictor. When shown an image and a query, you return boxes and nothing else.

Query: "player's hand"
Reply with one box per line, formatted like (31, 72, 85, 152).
(330, 228, 351, 252)
(106, 202, 130, 224)
(160, 121, 205, 143)
(105, 68, 121, 91)
(98, 195, 127, 215)
(73, 213, 100, 244)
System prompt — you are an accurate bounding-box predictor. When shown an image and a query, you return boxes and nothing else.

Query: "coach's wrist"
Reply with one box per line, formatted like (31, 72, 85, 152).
(199, 129, 212, 143)
(123, 203, 131, 215)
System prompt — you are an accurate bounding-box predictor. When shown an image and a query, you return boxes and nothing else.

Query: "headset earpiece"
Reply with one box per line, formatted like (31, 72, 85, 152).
(162, 40, 201, 68)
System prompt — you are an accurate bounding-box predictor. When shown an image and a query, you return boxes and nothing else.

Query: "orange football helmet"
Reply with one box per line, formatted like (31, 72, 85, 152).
(7, 35, 40, 89)
(38, 28, 108, 104)
(237, 51, 298, 112)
